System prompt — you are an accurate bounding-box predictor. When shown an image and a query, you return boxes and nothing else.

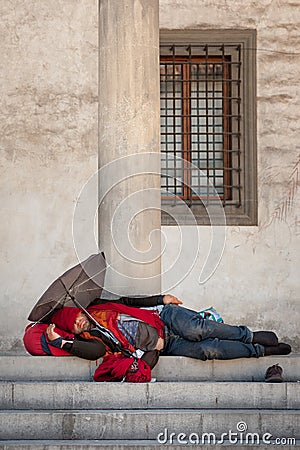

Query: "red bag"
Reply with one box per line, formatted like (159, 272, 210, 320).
(23, 323, 74, 356)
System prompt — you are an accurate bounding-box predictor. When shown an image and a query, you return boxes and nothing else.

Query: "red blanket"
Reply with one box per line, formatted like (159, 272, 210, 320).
(94, 353, 151, 382)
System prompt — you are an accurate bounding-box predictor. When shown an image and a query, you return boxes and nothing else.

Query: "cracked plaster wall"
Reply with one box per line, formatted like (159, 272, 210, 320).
(0, 0, 98, 353)
(160, 0, 300, 350)
(0, 0, 299, 353)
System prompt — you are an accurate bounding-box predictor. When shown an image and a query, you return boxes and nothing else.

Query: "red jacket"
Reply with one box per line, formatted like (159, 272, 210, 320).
(82, 302, 165, 354)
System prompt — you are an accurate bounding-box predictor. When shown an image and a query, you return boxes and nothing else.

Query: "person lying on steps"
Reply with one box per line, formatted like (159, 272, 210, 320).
(24, 294, 291, 373)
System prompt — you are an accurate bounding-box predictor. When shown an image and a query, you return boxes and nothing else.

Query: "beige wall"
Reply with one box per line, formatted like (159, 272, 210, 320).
(0, 0, 99, 352)
(0, 0, 299, 353)
(160, 0, 300, 349)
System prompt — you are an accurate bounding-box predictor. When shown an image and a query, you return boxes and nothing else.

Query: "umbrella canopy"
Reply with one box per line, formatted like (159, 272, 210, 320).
(27, 252, 136, 358)
(28, 253, 106, 323)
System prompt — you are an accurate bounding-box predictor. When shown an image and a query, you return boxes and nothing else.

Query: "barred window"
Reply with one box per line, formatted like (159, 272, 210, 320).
(160, 31, 257, 225)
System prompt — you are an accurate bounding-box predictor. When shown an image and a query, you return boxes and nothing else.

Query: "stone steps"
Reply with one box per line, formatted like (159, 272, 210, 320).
(1, 354, 299, 382)
(0, 381, 299, 410)
(1, 440, 297, 449)
(0, 355, 299, 448)
(0, 409, 299, 440)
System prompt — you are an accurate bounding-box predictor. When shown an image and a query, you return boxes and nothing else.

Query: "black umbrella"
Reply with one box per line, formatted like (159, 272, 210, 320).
(27, 253, 135, 358)
(28, 253, 107, 322)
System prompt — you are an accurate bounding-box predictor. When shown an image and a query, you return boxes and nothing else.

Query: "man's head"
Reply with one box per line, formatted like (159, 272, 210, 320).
(73, 312, 92, 334)
(51, 307, 92, 334)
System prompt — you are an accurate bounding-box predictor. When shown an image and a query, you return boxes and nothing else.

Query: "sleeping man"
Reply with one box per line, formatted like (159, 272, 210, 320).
(23, 293, 291, 382)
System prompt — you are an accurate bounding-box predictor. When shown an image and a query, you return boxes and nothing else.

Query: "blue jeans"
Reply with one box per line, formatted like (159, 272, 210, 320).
(159, 304, 264, 360)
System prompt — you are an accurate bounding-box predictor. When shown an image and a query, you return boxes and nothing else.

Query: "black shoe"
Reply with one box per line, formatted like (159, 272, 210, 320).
(265, 363, 284, 382)
(264, 343, 291, 356)
(253, 331, 278, 346)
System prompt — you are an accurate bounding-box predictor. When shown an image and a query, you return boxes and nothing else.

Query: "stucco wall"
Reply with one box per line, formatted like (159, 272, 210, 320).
(160, 0, 300, 349)
(0, 0, 98, 353)
(0, 0, 299, 353)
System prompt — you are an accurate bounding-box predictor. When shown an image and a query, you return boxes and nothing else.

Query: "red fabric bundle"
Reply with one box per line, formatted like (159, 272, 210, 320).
(23, 323, 74, 356)
(51, 307, 82, 333)
(93, 354, 151, 383)
(125, 359, 151, 383)
(88, 303, 165, 338)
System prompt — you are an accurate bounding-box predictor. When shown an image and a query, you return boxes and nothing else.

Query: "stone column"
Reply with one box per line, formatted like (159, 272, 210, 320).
(99, 0, 161, 296)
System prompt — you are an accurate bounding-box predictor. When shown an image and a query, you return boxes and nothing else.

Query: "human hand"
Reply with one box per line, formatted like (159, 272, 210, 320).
(163, 294, 183, 305)
(154, 337, 165, 351)
(46, 324, 61, 341)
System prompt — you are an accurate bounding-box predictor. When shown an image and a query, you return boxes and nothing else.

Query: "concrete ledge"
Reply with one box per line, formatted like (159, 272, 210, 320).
(0, 381, 299, 410)
(0, 441, 299, 450)
(1, 380, 299, 410)
(153, 354, 300, 382)
(0, 356, 93, 381)
(0, 354, 299, 382)
(0, 409, 299, 440)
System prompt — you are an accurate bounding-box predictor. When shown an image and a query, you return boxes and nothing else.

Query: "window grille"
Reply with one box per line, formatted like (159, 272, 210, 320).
(160, 43, 242, 208)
